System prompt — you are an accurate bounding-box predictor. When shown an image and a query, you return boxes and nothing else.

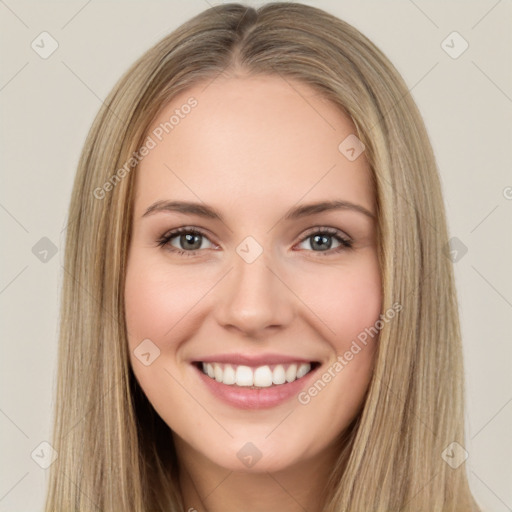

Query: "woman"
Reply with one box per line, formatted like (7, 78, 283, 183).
(45, 3, 481, 511)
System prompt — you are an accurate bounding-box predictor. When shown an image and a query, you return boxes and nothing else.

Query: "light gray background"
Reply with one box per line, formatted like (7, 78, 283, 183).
(1, 1, 511, 510)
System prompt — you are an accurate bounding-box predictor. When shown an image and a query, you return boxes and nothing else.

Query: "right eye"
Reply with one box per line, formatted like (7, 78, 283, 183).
(157, 227, 216, 256)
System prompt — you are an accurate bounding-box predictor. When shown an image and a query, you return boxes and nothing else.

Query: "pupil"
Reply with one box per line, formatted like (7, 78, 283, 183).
(312, 234, 331, 251)
(182, 233, 201, 250)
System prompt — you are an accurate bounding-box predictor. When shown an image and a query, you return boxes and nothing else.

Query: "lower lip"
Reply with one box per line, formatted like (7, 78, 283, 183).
(193, 364, 320, 409)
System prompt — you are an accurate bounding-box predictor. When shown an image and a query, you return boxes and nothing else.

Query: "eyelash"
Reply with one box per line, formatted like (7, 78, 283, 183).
(156, 226, 353, 257)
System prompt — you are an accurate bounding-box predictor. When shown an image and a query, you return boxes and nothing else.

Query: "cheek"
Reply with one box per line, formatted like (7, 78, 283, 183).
(124, 254, 209, 346)
(335, 270, 382, 343)
(124, 255, 201, 412)
(290, 258, 381, 448)
(125, 267, 169, 345)
(294, 253, 382, 348)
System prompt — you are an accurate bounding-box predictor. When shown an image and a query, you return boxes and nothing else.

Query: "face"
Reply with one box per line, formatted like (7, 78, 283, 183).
(124, 74, 381, 473)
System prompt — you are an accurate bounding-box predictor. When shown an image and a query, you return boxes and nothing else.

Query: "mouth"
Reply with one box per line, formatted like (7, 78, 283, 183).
(192, 361, 321, 389)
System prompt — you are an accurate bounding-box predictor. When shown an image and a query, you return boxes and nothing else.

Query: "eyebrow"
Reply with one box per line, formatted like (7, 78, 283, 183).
(142, 199, 375, 221)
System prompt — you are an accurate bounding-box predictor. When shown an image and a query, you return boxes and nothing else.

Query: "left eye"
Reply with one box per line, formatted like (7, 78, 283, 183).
(297, 230, 352, 252)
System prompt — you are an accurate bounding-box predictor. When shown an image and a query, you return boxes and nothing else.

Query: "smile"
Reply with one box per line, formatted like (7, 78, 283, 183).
(192, 358, 321, 409)
(199, 362, 316, 388)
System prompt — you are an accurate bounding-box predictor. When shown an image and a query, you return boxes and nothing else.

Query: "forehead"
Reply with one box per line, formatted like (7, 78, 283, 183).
(134, 75, 374, 216)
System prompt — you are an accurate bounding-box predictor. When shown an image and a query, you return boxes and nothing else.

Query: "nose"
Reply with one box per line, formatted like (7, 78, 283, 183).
(213, 247, 295, 338)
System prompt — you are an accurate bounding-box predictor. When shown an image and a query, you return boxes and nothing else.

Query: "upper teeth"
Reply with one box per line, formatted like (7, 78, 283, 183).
(201, 362, 312, 387)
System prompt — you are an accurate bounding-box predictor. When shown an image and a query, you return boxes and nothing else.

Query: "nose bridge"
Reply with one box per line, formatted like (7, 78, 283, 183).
(214, 238, 293, 335)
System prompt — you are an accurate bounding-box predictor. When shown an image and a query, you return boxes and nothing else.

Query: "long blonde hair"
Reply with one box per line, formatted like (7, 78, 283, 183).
(45, 3, 480, 511)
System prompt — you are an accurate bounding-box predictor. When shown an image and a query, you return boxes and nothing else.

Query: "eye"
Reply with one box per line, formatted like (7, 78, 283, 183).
(156, 226, 353, 257)
(156, 227, 215, 256)
(296, 227, 353, 255)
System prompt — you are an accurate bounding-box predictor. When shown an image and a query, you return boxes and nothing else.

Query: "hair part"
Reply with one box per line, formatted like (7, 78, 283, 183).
(46, 3, 479, 511)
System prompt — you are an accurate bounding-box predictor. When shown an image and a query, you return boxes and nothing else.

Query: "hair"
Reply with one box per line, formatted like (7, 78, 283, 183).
(45, 2, 481, 511)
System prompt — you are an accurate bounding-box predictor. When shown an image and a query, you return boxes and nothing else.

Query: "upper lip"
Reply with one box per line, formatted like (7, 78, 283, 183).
(192, 353, 318, 367)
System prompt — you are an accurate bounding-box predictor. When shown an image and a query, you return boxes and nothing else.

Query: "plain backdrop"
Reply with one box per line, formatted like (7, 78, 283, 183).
(1, 1, 511, 510)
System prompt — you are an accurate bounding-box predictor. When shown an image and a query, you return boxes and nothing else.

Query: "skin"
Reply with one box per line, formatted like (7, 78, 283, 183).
(124, 74, 382, 512)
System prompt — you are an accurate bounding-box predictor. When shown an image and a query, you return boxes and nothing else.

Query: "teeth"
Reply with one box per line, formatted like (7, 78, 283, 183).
(200, 362, 313, 387)
(272, 365, 286, 385)
(254, 366, 273, 387)
(285, 363, 297, 383)
(236, 365, 254, 386)
(223, 364, 236, 385)
(214, 364, 223, 382)
(297, 363, 310, 378)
